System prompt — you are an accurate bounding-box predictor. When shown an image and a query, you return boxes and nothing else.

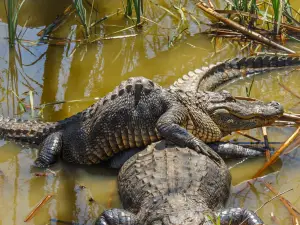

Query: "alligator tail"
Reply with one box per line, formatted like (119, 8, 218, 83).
(170, 55, 300, 92)
(0, 116, 59, 145)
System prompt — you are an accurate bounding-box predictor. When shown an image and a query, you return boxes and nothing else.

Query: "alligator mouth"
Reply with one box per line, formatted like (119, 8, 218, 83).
(211, 106, 283, 120)
(228, 111, 282, 120)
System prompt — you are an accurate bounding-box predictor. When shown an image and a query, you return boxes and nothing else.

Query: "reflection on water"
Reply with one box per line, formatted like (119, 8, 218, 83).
(0, 0, 299, 224)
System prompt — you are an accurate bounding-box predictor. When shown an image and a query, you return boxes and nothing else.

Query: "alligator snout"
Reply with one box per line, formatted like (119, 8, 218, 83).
(268, 101, 284, 114)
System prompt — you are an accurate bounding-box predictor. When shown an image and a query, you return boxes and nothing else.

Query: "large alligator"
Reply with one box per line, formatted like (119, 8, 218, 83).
(96, 140, 264, 225)
(0, 55, 298, 168)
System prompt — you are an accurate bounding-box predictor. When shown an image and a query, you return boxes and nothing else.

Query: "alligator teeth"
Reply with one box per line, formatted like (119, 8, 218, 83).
(182, 75, 189, 80)
(194, 69, 202, 74)
(188, 71, 197, 77)
(177, 78, 184, 84)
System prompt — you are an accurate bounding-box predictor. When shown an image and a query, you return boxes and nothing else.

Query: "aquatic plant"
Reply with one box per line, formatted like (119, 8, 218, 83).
(4, 0, 25, 47)
(231, 0, 257, 13)
(73, 0, 89, 38)
(230, 0, 294, 33)
(125, 0, 143, 24)
(270, 0, 292, 33)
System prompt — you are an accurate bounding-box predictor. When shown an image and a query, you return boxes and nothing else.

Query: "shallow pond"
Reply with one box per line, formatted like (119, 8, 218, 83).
(0, 0, 300, 224)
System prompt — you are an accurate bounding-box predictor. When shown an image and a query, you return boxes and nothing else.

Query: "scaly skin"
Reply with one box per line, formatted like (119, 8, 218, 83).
(0, 75, 283, 168)
(170, 55, 300, 92)
(96, 141, 264, 225)
(0, 76, 283, 168)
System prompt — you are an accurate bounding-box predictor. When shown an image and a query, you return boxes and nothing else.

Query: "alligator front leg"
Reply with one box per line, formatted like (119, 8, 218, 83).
(217, 208, 264, 225)
(34, 132, 63, 168)
(208, 143, 265, 158)
(156, 105, 222, 164)
(95, 209, 136, 225)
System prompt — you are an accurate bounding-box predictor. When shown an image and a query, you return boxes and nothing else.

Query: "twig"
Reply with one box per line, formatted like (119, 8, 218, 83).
(262, 127, 271, 160)
(92, 34, 137, 42)
(253, 127, 300, 178)
(235, 131, 261, 142)
(196, 1, 296, 53)
(37, 4, 75, 38)
(273, 121, 299, 127)
(24, 194, 53, 222)
(239, 188, 293, 225)
(263, 182, 300, 219)
(278, 80, 300, 99)
(280, 113, 300, 122)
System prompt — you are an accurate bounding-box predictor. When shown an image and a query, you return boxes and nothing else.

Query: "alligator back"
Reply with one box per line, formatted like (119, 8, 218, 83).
(60, 77, 172, 164)
(118, 140, 231, 214)
(0, 77, 163, 147)
(171, 55, 300, 92)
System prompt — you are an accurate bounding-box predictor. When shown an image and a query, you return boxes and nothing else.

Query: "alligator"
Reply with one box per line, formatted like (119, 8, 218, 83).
(96, 140, 264, 225)
(1, 55, 298, 168)
(170, 55, 300, 92)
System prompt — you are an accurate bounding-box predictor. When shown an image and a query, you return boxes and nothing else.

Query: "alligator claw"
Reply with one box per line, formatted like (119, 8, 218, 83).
(95, 209, 136, 225)
(195, 144, 222, 166)
(33, 159, 52, 168)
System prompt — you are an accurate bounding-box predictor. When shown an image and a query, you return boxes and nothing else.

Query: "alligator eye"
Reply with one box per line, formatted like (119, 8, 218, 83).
(226, 96, 236, 102)
(221, 90, 236, 102)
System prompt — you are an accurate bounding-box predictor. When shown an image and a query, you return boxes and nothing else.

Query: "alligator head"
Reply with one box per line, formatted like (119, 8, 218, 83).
(199, 90, 284, 135)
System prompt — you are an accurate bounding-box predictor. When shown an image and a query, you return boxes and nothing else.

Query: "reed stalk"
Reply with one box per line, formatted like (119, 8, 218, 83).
(5, 0, 25, 47)
(73, 0, 89, 38)
(125, 0, 143, 24)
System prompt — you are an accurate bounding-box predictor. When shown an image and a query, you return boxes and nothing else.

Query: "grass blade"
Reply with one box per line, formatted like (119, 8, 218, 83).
(29, 90, 34, 118)
(73, 0, 89, 38)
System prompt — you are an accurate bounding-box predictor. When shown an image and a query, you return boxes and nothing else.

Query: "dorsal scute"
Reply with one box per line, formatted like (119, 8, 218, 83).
(225, 55, 300, 69)
(100, 77, 159, 107)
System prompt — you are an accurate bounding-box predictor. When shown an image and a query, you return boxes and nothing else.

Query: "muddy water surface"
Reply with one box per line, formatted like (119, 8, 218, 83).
(0, 0, 300, 224)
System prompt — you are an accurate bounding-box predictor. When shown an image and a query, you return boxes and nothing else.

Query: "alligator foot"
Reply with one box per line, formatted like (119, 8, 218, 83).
(33, 132, 63, 168)
(208, 142, 266, 158)
(216, 207, 264, 225)
(95, 209, 136, 225)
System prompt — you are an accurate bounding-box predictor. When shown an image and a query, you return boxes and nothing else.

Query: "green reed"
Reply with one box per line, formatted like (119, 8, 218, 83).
(74, 0, 89, 38)
(125, 0, 143, 24)
(271, 0, 293, 33)
(230, 0, 295, 33)
(5, 0, 25, 47)
(232, 0, 257, 13)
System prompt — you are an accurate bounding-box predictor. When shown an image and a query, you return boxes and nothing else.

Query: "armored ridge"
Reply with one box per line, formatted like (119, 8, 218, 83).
(0, 76, 283, 168)
(170, 55, 300, 92)
(96, 141, 264, 225)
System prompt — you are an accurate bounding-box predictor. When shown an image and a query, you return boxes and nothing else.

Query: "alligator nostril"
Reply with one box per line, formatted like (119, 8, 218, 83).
(270, 101, 279, 106)
(269, 101, 283, 111)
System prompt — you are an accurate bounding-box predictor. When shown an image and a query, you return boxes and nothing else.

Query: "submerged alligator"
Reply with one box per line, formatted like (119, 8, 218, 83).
(0, 55, 299, 168)
(96, 141, 264, 225)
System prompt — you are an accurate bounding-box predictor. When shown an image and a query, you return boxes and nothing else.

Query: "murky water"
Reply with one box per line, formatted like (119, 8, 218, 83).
(0, 0, 299, 224)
